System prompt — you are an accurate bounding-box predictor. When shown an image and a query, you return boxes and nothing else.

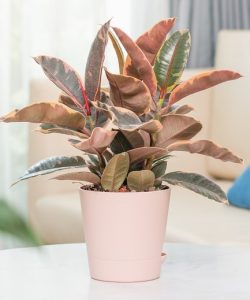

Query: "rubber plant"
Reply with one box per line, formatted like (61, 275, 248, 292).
(1, 18, 243, 203)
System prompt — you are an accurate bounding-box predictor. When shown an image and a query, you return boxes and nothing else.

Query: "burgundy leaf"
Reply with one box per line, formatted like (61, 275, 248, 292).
(168, 70, 242, 107)
(125, 18, 175, 69)
(105, 69, 152, 115)
(167, 140, 243, 163)
(112, 27, 157, 96)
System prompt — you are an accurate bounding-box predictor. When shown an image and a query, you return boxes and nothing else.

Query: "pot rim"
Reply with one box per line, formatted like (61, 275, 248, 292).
(79, 185, 170, 195)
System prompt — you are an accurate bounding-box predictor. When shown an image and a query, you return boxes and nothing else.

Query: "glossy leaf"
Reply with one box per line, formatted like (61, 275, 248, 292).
(110, 130, 145, 154)
(51, 171, 100, 184)
(134, 119, 162, 133)
(108, 105, 141, 128)
(34, 56, 89, 113)
(71, 127, 117, 155)
(168, 70, 242, 107)
(87, 154, 102, 177)
(127, 170, 155, 191)
(108, 30, 124, 74)
(0, 102, 86, 132)
(36, 124, 89, 139)
(105, 69, 152, 115)
(151, 161, 167, 178)
(101, 152, 130, 191)
(122, 131, 145, 148)
(139, 130, 151, 147)
(0, 199, 40, 246)
(110, 131, 134, 154)
(155, 115, 202, 148)
(112, 26, 157, 96)
(89, 101, 113, 128)
(154, 30, 191, 92)
(167, 140, 243, 163)
(104, 103, 162, 133)
(126, 18, 176, 67)
(167, 104, 194, 115)
(13, 156, 86, 185)
(85, 20, 110, 101)
(58, 94, 81, 112)
(162, 171, 228, 203)
(128, 147, 167, 164)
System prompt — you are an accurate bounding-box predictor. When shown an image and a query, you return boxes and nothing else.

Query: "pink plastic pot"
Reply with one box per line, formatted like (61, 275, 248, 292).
(79, 187, 171, 282)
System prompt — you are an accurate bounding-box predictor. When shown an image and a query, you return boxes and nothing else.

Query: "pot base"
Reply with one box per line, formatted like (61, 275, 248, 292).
(88, 257, 162, 283)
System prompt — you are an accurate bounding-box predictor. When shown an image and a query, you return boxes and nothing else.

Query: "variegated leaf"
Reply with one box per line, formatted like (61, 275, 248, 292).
(36, 124, 89, 139)
(34, 56, 89, 113)
(105, 69, 152, 115)
(154, 30, 191, 93)
(151, 161, 167, 178)
(155, 115, 202, 148)
(112, 26, 157, 96)
(167, 140, 243, 163)
(0, 102, 86, 132)
(168, 70, 242, 107)
(108, 30, 124, 74)
(71, 127, 117, 155)
(128, 147, 167, 164)
(51, 171, 100, 184)
(125, 18, 176, 67)
(85, 20, 110, 101)
(162, 171, 228, 203)
(12, 156, 86, 185)
(167, 104, 194, 115)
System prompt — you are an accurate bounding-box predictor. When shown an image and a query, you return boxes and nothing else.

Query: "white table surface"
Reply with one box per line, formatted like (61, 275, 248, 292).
(0, 243, 250, 300)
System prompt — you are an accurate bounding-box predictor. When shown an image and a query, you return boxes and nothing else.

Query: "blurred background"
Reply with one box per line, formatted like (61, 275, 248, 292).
(1, 0, 250, 248)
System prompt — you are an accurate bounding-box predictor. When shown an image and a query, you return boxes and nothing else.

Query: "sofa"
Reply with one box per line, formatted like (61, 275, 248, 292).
(28, 30, 250, 246)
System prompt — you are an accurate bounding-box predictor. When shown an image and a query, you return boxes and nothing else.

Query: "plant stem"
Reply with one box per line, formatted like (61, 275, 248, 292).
(98, 153, 106, 170)
(86, 115, 94, 131)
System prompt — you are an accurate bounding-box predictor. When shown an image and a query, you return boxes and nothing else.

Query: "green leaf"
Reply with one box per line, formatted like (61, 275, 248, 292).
(127, 170, 155, 192)
(153, 154, 173, 165)
(151, 161, 167, 178)
(85, 20, 110, 101)
(110, 131, 133, 154)
(101, 152, 130, 191)
(125, 18, 176, 67)
(154, 30, 191, 92)
(13, 156, 86, 185)
(108, 30, 124, 74)
(162, 171, 228, 203)
(0, 199, 40, 246)
(110, 130, 147, 154)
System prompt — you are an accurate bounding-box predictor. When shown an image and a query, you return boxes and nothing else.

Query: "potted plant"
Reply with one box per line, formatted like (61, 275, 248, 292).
(1, 18, 242, 282)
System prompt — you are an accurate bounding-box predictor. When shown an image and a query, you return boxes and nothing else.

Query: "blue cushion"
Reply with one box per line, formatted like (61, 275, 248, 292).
(227, 166, 250, 209)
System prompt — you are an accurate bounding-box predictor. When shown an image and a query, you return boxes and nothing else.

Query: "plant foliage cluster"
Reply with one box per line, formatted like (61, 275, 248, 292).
(1, 18, 243, 202)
